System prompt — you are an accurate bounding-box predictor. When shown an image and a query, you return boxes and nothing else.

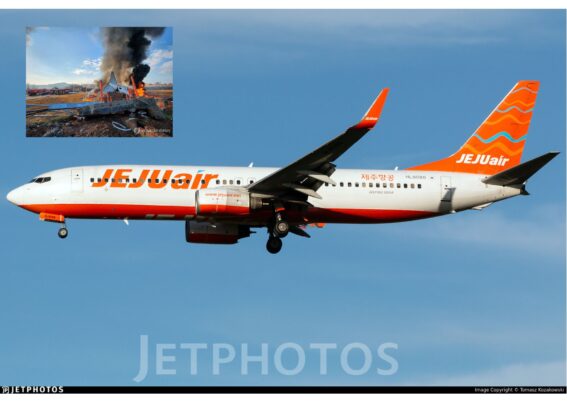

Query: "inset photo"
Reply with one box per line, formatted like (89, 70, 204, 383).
(26, 27, 173, 137)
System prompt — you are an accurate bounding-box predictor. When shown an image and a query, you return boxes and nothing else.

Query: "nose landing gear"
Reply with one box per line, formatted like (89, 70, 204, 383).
(39, 212, 68, 239)
(58, 225, 68, 239)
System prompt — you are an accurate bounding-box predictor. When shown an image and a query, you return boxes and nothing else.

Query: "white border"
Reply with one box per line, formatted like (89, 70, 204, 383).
(3, 0, 567, 9)
(10, 2, 567, 400)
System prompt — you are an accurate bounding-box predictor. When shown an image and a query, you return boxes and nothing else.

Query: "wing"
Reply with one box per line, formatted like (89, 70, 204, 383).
(248, 88, 389, 202)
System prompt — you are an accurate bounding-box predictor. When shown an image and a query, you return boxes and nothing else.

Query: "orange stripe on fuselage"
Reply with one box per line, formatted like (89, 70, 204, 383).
(20, 203, 437, 224)
(22, 203, 197, 219)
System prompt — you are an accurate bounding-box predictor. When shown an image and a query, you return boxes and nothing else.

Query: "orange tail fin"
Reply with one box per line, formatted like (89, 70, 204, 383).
(408, 81, 539, 175)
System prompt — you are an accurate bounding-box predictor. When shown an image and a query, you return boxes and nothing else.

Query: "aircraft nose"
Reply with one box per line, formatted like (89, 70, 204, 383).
(6, 187, 22, 205)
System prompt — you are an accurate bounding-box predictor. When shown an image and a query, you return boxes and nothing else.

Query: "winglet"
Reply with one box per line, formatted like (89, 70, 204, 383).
(354, 88, 390, 129)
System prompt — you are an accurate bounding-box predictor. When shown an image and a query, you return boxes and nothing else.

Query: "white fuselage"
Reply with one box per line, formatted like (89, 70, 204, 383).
(6, 165, 522, 225)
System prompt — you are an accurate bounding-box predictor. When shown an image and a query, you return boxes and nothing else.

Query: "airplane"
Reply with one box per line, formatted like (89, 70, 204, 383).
(7, 81, 559, 254)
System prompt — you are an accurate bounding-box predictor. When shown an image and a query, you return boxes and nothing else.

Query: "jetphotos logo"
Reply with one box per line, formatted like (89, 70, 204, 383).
(92, 169, 218, 190)
(455, 154, 510, 166)
(133, 335, 398, 381)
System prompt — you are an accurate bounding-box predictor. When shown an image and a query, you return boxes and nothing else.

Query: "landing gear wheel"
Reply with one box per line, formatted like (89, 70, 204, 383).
(273, 220, 289, 238)
(58, 227, 68, 239)
(266, 236, 283, 254)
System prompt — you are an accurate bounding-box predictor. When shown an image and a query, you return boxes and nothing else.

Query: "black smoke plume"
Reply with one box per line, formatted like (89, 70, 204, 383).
(100, 27, 165, 83)
(130, 64, 151, 87)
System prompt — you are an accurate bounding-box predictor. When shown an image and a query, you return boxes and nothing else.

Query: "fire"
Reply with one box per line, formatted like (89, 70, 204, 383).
(135, 86, 145, 97)
(129, 77, 146, 98)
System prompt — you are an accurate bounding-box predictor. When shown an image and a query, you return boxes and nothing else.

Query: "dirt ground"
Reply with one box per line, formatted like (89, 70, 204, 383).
(26, 92, 91, 105)
(26, 90, 173, 137)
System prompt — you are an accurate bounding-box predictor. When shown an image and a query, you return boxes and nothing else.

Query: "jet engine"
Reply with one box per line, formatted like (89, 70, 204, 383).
(185, 221, 250, 244)
(195, 188, 262, 217)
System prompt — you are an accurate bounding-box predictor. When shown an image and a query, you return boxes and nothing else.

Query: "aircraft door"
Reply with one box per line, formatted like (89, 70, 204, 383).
(71, 169, 84, 192)
(440, 176, 452, 200)
(440, 175, 455, 213)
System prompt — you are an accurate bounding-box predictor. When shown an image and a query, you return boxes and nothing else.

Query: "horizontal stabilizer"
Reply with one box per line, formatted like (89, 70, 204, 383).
(482, 151, 559, 186)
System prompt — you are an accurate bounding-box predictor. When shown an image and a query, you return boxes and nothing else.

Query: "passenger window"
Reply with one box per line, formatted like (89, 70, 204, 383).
(361, 182, 366, 188)
(383, 183, 387, 188)
(229, 180, 233, 185)
(418, 184, 422, 189)
(390, 183, 394, 188)
(90, 178, 94, 183)
(133, 178, 137, 183)
(201, 180, 205, 184)
(340, 182, 344, 187)
(223, 180, 227, 185)
(97, 178, 102, 183)
(324, 183, 328, 187)
(411, 183, 415, 189)
(249, 180, 254, 184)
(396, 183, 400, 188)
(369, 183, 373, 188)
(216, 180, 220, 185)
(237, 180, 241, 185)
(355, 183, 359, 188)
(347, 182, 352, 187)
(403, 183, 408, 189)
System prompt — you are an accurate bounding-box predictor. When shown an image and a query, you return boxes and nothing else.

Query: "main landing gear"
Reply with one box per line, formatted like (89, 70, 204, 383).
(266, 211, 289, 254)
(266, 235, 283, 254)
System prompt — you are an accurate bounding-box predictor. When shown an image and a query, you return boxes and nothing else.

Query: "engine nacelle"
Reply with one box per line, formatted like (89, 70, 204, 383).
(185, 221, 250, 244)
(195, 188, 261, 216)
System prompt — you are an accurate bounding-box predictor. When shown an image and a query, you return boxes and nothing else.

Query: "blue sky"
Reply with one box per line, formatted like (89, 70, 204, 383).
(0, 10, 565, 386)
(26, 26, 173, 84)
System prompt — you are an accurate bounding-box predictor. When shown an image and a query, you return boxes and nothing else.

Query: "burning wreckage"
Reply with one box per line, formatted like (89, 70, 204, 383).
(79, 71, 167, 121)
(26, 28, 172, 137)
(26, 69, 171, 137)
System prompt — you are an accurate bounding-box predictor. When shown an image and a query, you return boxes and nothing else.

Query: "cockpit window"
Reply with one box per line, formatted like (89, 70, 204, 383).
(30, 177, 51, 184)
